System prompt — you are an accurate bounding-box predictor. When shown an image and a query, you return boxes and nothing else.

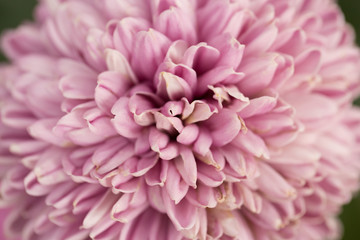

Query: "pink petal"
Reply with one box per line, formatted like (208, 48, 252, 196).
(147, 186, 166, 213)
(111, 97, 142, 138)
(206, 109, 241, 147)
(182, 100, 218, 124)
(111, 192, 148, 223)
(255, 162, 297, 200)
(82, 191, 118, 229)
(158, 71, 193, 100)
(240, 95, 278, 119)
(175, 147, 197, 188)
(28, 119, 68, 146)
(105, 48, 138, 83)
(271, 28, 306, 56)
(285, 93, 337, 123)
(193, 129, 212, 156)
(95, 71, 133, 114)
(197, 161, 225, 187)
(197, 66, 245, 95)
(154, 112, 183, 133)
(245, 198, 284, 230)
(161, 100, 184, 117)
(111, 17, 150, 59)
(240, 20, 278, 56)
(24, 171, 52, 196)
(232, 129, 270, 159)
(67, 127, 109, 146)
(186, 183, 217, 208)
(198, 1, 250, 40)
(1, 25, 46, 59)
(176, 124, 199, 145)
(238, 54, 282, 96)
(134, 129, 151, 154)
(89, 217, 122, 240)
(145, 161, 169, 187)
(95, 144, 135, 175)
(159, 142, 180, 160)
(155, 6, 197, 44)
(294, 48, 322, 75)
(131, 29, 171, 80)
(149, 127, 170, 152)
(131, 154, 158, 177)
(59, 74, 97, 99)
(162, 190, 198, 230)
(210, 34, 245, 69)
(236, 184, 262, 213)
(165, 162, 189, 204)
(182, 43, 220, 74)
(84, 108, 117, 138)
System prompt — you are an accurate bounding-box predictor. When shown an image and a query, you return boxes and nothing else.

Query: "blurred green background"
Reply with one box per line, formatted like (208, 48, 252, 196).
(0, 0, 360, 239)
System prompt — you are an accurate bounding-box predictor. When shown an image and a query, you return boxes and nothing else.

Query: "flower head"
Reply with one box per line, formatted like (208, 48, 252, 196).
(1, 0, 360, 239)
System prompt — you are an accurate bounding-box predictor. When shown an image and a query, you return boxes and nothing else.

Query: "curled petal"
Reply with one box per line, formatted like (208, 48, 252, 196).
(239, 94, 278, 119)
(182, 43, 220, 74)
(193, 129, 212, 156)
(131, 154, 158, 177)
(95, 71, 133, 114)
(176, 124, 199, 145)
(162, 190, 198, 230)
(158, 71, 193, 100)
(206, 109, 241, 147)
(145, 161, 168, 187)
(210, 33, 245, 69)
(197, 66, 245, 96)
(182, 99, 218, 124)
(112, 97, 142, 138)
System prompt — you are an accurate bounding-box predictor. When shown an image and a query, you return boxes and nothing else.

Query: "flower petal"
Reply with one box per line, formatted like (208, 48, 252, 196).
(206, 109, 241, 147)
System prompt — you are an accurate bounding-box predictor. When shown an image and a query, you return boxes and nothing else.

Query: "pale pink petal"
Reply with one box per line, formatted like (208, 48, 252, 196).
(182, 100, 218, 124)
(256, 162, 297, 200)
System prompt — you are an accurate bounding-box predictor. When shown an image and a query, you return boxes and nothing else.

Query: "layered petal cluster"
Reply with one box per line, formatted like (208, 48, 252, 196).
(1, 0, 360, 239)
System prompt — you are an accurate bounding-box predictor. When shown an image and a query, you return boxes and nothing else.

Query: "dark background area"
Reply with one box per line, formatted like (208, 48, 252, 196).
(0, 0, 360, 239)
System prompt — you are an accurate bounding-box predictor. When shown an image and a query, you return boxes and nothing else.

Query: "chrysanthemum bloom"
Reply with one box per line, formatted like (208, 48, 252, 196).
(1, 0, 360, 239)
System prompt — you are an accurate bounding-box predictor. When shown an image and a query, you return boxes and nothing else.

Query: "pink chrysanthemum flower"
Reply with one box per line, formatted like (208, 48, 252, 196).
(1, 0, 360, 239)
